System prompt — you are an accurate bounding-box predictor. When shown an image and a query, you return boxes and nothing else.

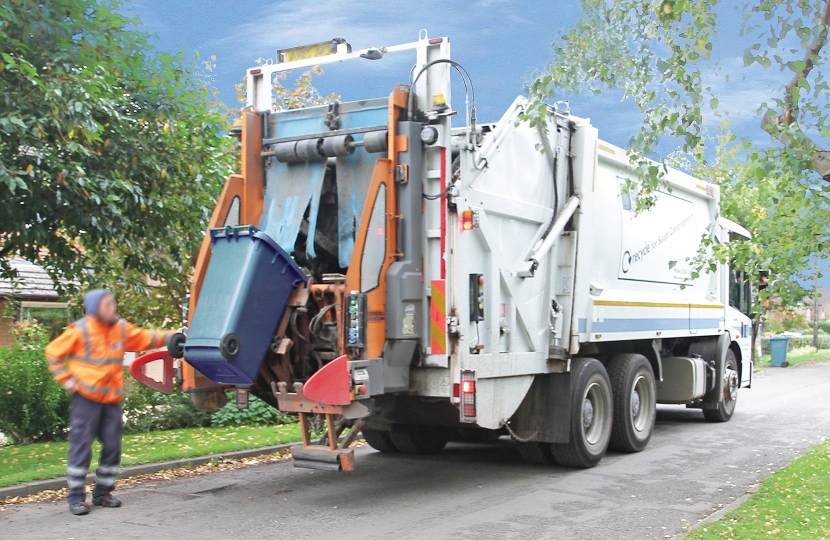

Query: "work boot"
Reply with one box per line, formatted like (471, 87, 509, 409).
(69, 501, 90, 516)
(92, 493, 122, 508)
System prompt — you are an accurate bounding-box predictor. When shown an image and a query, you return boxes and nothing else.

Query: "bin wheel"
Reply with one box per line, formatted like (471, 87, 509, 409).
(607, 353, 656, 453)
(389, 424, 449, 454)
(361, 428, 399, 453)
(550, 357, 613, 468)
(703, 348, 739, 423)
(167, 332, 186, 359)
(220, 333, 241, 360)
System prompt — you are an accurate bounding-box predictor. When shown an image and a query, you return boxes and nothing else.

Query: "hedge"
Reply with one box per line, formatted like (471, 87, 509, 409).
(760, 335, 830, 355)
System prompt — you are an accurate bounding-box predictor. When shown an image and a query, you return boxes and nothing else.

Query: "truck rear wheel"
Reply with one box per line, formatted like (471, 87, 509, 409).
(608, 353, 656, 453)
(361, 428, 398, 453)
(389, 424, 449, 454)
(703, 349, 739, 422)
(550, 358, 612, 468)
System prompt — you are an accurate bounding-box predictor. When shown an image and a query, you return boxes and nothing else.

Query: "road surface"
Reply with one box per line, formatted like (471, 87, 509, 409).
(3, 363, 830, 539)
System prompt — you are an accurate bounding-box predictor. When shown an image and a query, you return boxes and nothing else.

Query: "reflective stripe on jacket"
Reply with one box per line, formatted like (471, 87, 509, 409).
(46, 316, 173, 404)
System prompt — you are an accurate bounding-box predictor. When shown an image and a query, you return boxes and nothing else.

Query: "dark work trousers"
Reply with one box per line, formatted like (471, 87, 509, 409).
(66, 393, 123, 504)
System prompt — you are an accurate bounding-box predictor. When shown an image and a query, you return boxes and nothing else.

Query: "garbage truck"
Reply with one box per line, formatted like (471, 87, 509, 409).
(131, 32, 755, 471)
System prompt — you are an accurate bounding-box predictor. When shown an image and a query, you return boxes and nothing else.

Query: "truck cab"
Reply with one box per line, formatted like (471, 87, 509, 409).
(719, 217, 754, 386)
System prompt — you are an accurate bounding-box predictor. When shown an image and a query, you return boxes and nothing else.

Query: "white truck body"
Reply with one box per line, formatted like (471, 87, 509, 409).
(433, 98, 752, 428)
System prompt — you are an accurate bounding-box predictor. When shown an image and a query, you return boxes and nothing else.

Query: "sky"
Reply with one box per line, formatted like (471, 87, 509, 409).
(125, 0, 827, 291)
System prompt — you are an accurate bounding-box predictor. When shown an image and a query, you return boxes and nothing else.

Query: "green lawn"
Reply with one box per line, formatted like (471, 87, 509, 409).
(0, 423, 302, 488)
(685, 438, 830, 539)
(755, 347, 830, 368)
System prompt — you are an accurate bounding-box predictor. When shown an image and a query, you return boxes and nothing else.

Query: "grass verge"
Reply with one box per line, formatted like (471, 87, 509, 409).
(685, 438, 830, 539)
(755, 347, 830, 368)
(0, 423, 301, 488)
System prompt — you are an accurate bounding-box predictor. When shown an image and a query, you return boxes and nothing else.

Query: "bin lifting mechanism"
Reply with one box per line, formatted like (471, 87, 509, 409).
(272, 356, 365, 471)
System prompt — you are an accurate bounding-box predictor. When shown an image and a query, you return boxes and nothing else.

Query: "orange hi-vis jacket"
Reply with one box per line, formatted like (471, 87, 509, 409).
(46, 316, 173, 404)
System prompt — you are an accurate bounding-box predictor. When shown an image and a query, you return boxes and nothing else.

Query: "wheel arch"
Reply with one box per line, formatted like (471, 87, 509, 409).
(728, 339, 743, 382)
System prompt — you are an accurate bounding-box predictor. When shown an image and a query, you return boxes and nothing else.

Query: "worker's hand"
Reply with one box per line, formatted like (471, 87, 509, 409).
(63, 376, 78, 394)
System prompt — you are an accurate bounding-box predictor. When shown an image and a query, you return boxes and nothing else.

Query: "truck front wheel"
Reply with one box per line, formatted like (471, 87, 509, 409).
(389, 424, 449, 454)
(703, 348, 739, 422)
(550, 358, 613, 468)
(608, 353, 656, 453)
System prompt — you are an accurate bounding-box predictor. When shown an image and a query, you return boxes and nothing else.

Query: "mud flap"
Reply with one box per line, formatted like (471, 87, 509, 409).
(507, 372, 571, 443)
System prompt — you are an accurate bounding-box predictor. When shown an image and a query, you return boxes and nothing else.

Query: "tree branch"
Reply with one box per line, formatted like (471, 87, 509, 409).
(762, 0, 830, 180)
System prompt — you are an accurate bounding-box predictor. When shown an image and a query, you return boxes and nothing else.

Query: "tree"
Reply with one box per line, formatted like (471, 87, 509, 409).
(527, 0, 829, 303)
(0, 0, 235, 325)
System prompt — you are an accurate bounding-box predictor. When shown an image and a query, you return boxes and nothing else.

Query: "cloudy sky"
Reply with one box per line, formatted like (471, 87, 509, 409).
(127, 0, 791, 149)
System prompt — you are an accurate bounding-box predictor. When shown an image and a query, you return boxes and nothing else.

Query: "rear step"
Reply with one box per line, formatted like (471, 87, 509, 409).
(271, 381, 364, 471)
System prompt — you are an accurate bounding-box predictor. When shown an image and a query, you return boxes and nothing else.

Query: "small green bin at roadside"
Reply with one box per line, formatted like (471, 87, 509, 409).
(769, 335, 790, 367)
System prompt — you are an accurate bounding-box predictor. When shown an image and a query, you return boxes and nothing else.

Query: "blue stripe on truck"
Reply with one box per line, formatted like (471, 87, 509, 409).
(578, 317, 721, 333)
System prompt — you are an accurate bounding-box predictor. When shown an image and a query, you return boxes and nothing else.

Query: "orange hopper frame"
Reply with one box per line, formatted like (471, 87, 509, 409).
(182, 87, 408, 391)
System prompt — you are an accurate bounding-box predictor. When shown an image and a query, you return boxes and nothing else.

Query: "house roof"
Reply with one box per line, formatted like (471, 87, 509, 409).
(0, 259, 60, 299)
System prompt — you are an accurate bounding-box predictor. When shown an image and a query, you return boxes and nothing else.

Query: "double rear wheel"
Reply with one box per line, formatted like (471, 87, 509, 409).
(517, 354, 656, 468)
(607, 353, 656, 453)
(550, 357, 614, 467)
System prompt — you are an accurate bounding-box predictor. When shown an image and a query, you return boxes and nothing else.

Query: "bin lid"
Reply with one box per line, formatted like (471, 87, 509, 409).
(209, 225, 308, 285)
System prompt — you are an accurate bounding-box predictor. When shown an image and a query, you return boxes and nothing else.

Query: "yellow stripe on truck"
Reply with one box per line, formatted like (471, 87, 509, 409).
(593, 300, 724, 309)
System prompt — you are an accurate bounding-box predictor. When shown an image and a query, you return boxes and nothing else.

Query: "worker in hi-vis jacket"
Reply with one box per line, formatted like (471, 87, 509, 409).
(46, 289, 174, 516)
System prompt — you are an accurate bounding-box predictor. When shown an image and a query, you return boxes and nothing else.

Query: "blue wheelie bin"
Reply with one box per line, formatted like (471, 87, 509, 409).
(768, 335, 790, 367)
(184, 226, 307, 385)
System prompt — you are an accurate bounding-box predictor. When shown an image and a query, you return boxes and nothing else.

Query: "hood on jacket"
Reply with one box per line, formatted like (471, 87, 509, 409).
(84, 289, 115, 321)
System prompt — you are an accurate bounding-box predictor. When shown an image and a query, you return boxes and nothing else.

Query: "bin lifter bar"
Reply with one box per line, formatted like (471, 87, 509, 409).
(272, 381, 365, 471)
(247, 32, 445, 112)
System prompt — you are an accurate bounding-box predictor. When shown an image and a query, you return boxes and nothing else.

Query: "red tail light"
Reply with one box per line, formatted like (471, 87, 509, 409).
(461, 210, 475, 231)
(460, 370, 476, 423)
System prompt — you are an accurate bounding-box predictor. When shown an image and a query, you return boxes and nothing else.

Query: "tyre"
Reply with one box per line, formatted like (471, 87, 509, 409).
(389, 424, 449, 454)
(703, 348, 739, 422)
(361, 428, 399, 453)
(550, 358, 613, 468)
(517, 442, 556, 464)
(607, 353, 656, 453)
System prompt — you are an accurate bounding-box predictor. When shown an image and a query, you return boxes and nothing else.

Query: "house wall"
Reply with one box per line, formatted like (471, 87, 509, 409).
(0, 299, 15, 348)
